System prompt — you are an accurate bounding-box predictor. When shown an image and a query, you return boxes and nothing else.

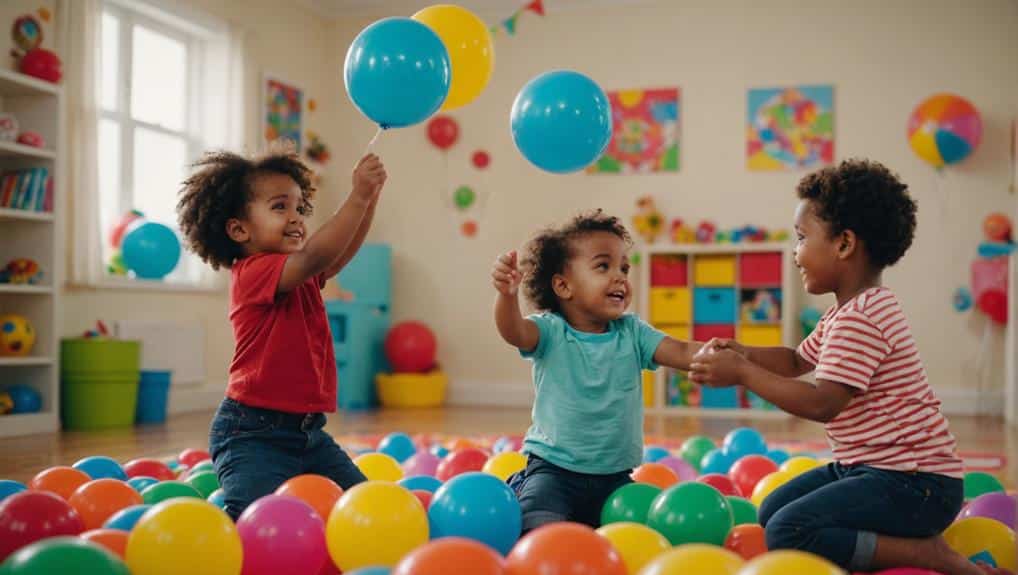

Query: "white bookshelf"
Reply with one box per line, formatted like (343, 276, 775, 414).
(0, 68, 63, 438)
(638, 241, 796, 419)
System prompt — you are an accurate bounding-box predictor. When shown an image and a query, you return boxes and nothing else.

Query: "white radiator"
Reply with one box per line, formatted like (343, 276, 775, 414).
(113, 320, 206, 387)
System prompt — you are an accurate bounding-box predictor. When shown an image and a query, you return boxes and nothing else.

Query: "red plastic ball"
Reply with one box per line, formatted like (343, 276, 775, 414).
(436, 448, 488, 481)
(384, 321, 437, 373)
(728, 455, 778, 498)
(0, 491, 84, 562)
(123, 458, 175, 481)
(178, 448, 211, 468)
(698, 473, 742, 497)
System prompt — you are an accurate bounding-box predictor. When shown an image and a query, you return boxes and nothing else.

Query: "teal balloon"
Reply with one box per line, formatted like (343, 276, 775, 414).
(344, 18, 450, 129)
(647, 482, 734, 545)
(453, 186, 475, 210)
(0, 537, 129, 575)
(121, 222, 181, 279)
(510, 70, 611, 174)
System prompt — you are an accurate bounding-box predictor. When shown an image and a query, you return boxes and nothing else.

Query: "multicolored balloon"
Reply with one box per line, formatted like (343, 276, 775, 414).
(907, 94, 982, 169)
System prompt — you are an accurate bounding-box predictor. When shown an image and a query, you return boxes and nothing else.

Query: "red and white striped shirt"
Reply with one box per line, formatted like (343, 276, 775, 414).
(797, 287, 963, 477)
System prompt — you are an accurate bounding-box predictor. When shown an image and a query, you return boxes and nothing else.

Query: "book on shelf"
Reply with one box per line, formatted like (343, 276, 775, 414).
(0, 167, 52, 213)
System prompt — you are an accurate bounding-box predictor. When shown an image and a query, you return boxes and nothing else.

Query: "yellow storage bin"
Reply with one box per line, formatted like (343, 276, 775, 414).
(649, 288, 691, 324)
(694, 255, 737, 286)
(642, 371, 655, 407)
(376, 370, 448, 407)
(659, 325, 690, 341)
(739, 325, 783, 346)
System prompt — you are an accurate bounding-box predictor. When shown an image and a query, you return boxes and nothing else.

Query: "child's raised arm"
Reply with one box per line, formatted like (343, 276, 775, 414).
(492, 250, 540, 352)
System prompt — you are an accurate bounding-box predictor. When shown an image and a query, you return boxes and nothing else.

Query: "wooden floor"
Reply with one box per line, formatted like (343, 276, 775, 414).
(1, 407, 1014, 487)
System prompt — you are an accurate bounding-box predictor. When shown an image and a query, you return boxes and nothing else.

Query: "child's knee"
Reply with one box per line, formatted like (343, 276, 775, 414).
(764, 509, 806, 551)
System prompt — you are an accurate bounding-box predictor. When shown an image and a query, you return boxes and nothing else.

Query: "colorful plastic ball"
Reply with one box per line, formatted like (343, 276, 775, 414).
(412, 489, 433, 510)
(0, 491, 84, 562)
(505, 522, 626, 575)
(379, 432, 418, 464)
(698, 473, 742, 497)
(126, 497, 242, 575)
(0, 314, 35, 357)
(0, 536, 129, 575)
(436, 448, 488, 481)
(482, 451, 527, 481)
(402, 452, 441, 477)
(68, 479, 143, 531)
(646, 482, 734, 546)
(186, 460, 215, 476)
(121, 221, 182, 280)
(3, 384, 41, 413)
(177, 448, 210, 468)
(724, 524, 768, 560)
(103, 504, 151, 531)
(207, 488, 226, 509)
(237, 494, 328, 575)
(392, 536, 504, 575)
(679, 436, 716, 470)
(736, 549, 843, 575)
(429, 445, 449, 458)
(325, 481, 429, 571)
(140, 480, 202, 505)
(656, 455, 697, 482)
(601, 482, 662, 525)
(631, 462, 680, 489)
(727, 496, 759, 525)
(729, 455, 779, 498)
(764, 449, 790, 466)
(73, 456, 127, 481)
(643, 445, 671, 463)
(638, 543, 744, 575)
(751, 470, 794, 507)
(963, 471, 1005, 500)
(81, 528, 130, 559)
(779, 456, 821, 478)
(428, 471, 521, 555)
(185, 470, 220, 499)
(907, 93, 982, 169)
(943, 517, 1016, 571)
(595, 521, 671, 575)
(126, 477, 159, 494)
(275, 474, 344, 522)
(122, 459, 175, 482)
(0, 479, 26, 501)
(384, 321, 437, 373)
(700, 448, 736, 475)
(29, 466, 91, 500)
(399, 475, 444, 494)
(355, 452, 405, 482)
(722, 428, 768, 459)
(347, 569, 391, 575)
(960, 492, 1016, 529)
(492, 435, 523, 454)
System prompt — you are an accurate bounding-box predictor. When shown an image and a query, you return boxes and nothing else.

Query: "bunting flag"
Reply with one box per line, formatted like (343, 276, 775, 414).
(492, 0, 545, 38)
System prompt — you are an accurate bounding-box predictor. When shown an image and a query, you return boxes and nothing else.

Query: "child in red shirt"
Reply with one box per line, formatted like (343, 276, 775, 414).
(177, 147, 386, 519)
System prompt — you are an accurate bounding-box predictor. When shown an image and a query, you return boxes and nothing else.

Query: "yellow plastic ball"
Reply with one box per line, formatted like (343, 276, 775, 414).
(354, 452, 403, 482)
(735, 550, 844, 575)
(411, 4, 493, 111)
(326, 481, 429, 571)
(637, 543, 744, 575)
(596, 521, 671, 574)
(126, 498, 242, 575)
(943, 517, 1016, 571)
(0, 314, 35, 357)
(482, 451, 527, 481)
(778, 456, 821, 478)
(750, 470, 793, 507)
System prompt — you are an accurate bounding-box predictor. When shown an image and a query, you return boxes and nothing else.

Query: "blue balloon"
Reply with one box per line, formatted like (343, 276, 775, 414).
(122, 222, 181, 280)
(511, 70, 611, 174)
(127, 476, 160, 493)
(73, 456, 127, 481)
(699, 448, 736, 475)
(766, 449, 790, 466)
(643, 446, 671, 463)
(0, 479, 26, 502)
(344, 18, 450, 129)
(378, 432, 416, 464)
(722, 427, 768, 459)
(399, 475, 443, 493)
(207, 488, 226, 508)
(104, 504, 151, 531)
(428, 472, 521, 555)
(4, 384, 41, 414)
(429, 445, 449, 458)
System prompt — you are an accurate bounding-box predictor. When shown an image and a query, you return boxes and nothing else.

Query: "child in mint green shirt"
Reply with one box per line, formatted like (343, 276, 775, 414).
(491, 209, 702, 532)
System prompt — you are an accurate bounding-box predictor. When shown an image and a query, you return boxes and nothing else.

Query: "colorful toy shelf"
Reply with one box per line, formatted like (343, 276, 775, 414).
(638, 242, 797, 418)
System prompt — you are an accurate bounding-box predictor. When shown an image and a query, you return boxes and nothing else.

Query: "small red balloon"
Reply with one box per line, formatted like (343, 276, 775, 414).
(698, 473, 742, 497)
(436, 448, 489, 481)
(461, 220, 479, 238)
(471, 150, 491, 169)
(427, 115, 459, 151)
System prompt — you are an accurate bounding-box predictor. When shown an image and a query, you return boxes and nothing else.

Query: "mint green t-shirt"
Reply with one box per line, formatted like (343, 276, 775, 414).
(520, 312, 667, 474)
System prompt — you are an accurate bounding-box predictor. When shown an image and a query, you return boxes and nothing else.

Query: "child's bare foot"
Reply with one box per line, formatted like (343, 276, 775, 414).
(911, 535, 1005, 575)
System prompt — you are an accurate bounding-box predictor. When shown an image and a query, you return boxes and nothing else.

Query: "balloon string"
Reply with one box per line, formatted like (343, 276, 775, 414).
(364, 126, 385, 154)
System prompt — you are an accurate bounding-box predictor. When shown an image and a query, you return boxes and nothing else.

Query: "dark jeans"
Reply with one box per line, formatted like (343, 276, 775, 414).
(759, 463, 963, 572)
(507, 454, 632, 533)
(208, 398, 366, 520)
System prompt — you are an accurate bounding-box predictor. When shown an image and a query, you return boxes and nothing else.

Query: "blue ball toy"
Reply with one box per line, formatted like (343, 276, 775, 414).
(0, 479, 26, 502)
(104, 504, 151, 531)
(73, 456, 127, 481)
(428, 471, 522, 555)
(378, 432, 417, 464)
(399, 475, 443, 493)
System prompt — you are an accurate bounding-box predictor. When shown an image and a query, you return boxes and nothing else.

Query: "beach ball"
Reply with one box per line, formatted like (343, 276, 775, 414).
(907, 94, 981, 168)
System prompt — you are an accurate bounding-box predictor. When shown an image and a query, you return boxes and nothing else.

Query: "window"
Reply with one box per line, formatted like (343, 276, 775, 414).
(98, 0, 234, 287)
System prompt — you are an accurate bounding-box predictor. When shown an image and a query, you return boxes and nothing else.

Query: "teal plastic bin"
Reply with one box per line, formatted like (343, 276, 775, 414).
(136, 370, 171, 424)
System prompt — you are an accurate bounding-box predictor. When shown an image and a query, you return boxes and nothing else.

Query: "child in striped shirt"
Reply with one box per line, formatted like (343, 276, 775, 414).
(690, 160, 1004, 575)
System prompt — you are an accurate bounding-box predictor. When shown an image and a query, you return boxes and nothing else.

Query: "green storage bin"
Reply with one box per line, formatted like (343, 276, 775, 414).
(60, 338, 141, 430)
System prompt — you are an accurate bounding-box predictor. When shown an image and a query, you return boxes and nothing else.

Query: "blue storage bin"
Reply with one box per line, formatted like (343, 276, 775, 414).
(135, 370, 171, 424)
(701, 386, 738, 409)
(327, 301, 390, 410)
(693, 288, 737, 324)
(336, 243, 391, 309)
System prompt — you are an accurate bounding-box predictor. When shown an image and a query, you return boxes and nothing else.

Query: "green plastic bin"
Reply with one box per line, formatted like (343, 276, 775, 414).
(60, 338, 141, 430)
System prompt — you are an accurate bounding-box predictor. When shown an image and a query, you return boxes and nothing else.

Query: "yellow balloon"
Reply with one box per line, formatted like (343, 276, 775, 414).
(778, 457, 821, 478)
(637, 544, 744, 575)
(943, 517, 1016, 571)
(412, 4, 494, 111)
(354, 452, 404, 482)
(126, 498, 242, 575)
(326, 481, 429, 571)
(482, 451, 527, 481)
(750, 471, 793, 507)
(735, 550, 845, 575)
(597, 522, 672, 575)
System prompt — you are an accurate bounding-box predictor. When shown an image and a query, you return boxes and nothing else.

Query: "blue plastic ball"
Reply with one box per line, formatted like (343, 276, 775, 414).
(4, 384, 41, 414)
(699, 448, 736, 475)
(399, 475, 443, 493)
(72, 456, 127, 480)
(0, 479, 27, 502)
(643, 446, 671, 463)
(378, 432, 417, 464)
(722, 428, 768, 459)
(428, 471, 522, 555)
(104, 504, 151, 531)
(127, 476, 159, 493)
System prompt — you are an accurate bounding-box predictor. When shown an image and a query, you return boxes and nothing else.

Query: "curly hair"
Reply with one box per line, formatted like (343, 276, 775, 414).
(176, 146, 315, 270)
(520, 209, 632, 313)
(797, 159, 917, 269)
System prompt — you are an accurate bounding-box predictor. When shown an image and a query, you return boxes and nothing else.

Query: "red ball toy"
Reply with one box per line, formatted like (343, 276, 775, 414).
(698, 473, 742, 497)
(123, 458, 175, 481)
(436, 448, 488, 481)
(0, 491, 84, 562)
(385, 321, 437, 373)
(728, 455, 779, 498)
(178, 448, 211, 468)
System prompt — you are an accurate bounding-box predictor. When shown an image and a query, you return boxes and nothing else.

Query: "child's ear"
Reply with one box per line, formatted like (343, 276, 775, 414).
(836, 229, 857, 260)
(552, 274, 571, 300)
(226, 218, 249, 243)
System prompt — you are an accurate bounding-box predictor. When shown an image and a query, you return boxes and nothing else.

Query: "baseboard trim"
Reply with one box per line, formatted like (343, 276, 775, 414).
(935, 387, 1004, 416)
(446, 381, 534, 407)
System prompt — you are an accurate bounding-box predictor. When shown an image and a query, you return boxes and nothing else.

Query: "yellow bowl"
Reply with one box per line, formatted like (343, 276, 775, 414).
(376, 371, 447, 408)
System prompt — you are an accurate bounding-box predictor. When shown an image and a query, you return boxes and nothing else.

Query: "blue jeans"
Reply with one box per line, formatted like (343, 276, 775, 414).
(208, 398, 366, 520)
(759, 463, 963, 572)
(507, 454, 632, 533)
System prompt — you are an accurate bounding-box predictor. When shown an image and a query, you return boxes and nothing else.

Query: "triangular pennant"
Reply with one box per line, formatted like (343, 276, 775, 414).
(503, 13, 519, 35)
(525, 0, 545, 16)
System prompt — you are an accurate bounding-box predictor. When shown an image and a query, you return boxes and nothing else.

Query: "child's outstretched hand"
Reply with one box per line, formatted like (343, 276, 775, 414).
(352, 154, 386, 203)
(690, 348, 748, 387)
(698, 337, 747, 358)
(492, 250, 522, 296)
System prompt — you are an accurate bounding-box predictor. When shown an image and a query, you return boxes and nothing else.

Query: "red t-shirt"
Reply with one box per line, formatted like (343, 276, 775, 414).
(227, 253, 336, 413)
